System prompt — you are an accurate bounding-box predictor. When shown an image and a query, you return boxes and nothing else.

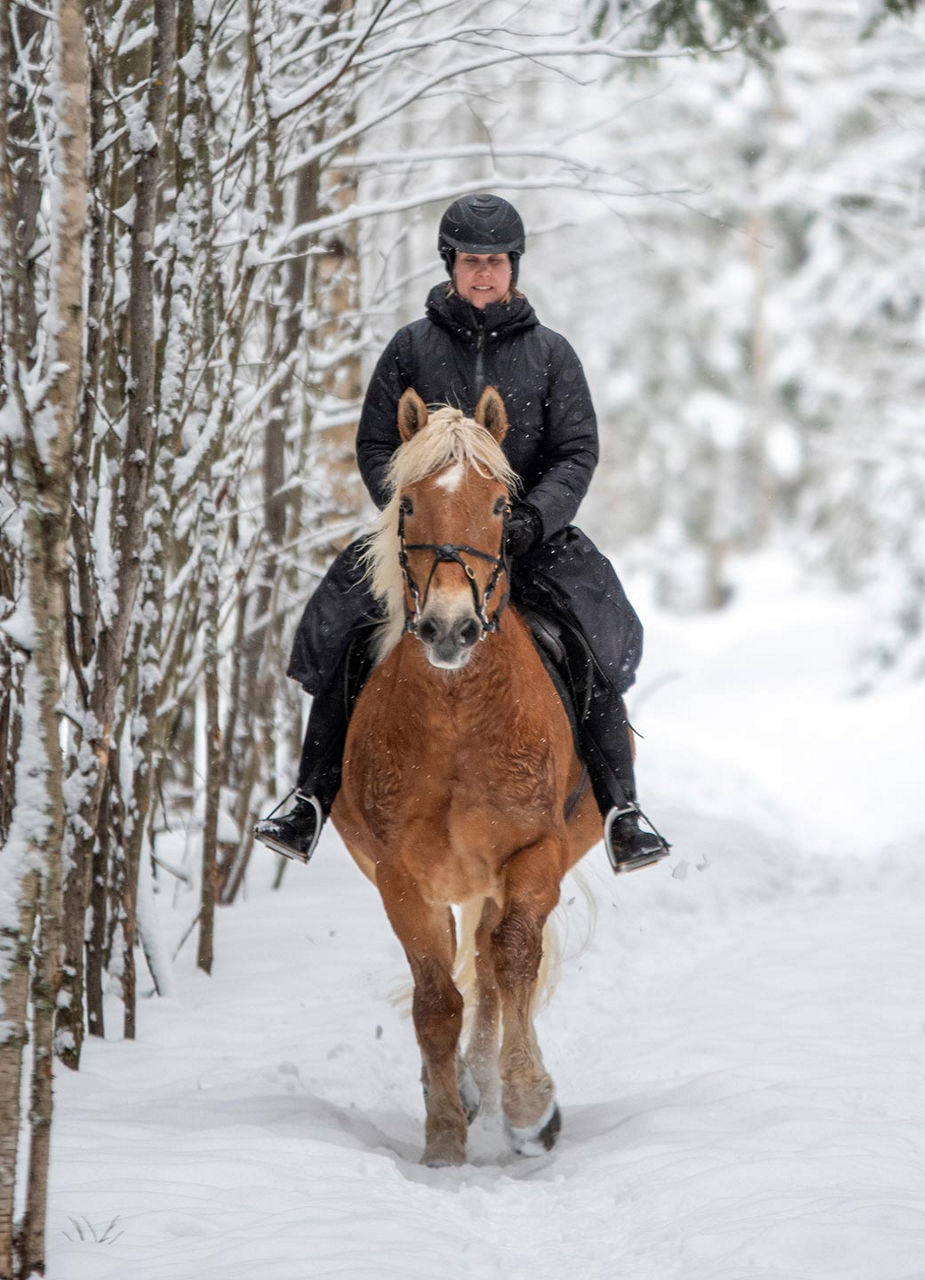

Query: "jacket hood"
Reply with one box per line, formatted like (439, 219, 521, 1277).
(424, 283, 538, 339)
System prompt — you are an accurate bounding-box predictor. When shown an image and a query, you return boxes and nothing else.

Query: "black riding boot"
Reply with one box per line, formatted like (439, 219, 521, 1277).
(253, 669, 350, 864)
(582, 685, 670, 874)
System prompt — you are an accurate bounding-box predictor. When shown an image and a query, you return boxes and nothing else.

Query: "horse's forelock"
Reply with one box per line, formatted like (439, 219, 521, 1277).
(387, 405, 514, 495)
(362, 406, 517, 662)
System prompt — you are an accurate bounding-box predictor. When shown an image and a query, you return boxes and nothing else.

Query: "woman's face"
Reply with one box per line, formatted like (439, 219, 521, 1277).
(453, 253, 513, 309)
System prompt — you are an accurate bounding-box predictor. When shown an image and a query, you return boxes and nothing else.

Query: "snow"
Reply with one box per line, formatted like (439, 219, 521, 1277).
(47, 554, 925, 1279)
(0, 604, 37, 653)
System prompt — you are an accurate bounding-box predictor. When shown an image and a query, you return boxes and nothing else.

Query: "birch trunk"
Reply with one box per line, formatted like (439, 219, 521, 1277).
(0, 865, 37, 1280)
(23, 0, 87, 1263)
(0, 0, 86, 1265)
(58, 0, 176, 1070)
(0, 12, 35, 1266)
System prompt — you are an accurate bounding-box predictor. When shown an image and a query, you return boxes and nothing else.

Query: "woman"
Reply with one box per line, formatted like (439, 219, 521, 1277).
(256, 194, 669, 873)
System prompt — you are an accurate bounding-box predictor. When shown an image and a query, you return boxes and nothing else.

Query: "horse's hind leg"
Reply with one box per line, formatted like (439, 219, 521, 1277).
(379, 872, 468, 1166)
(493, 842, 563, 1156)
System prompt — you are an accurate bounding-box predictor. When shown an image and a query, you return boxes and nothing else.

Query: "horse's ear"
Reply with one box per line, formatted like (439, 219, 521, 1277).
(398, 389, 429, 442)
(474, 386, 508, 444)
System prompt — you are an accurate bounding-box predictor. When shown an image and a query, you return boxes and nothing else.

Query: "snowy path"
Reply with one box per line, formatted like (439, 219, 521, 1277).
(49, 567, 925, 1279)
(49, 830, 925, 1280)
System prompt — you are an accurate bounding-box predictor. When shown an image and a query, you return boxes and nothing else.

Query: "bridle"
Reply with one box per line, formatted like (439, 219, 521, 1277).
(397, 500, 511, 639)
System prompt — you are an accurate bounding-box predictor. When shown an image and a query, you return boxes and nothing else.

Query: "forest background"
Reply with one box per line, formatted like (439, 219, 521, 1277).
(1, 0, 922, 1273)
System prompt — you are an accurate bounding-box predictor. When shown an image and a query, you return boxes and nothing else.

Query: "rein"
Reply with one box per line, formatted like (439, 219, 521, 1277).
(398, 502, 511, 638)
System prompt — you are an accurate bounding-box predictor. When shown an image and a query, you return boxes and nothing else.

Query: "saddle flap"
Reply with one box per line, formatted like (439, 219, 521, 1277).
(520, 605, 594, 735)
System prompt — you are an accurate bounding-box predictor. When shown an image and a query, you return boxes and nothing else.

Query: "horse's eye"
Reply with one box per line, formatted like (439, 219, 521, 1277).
(400, 497, 414, 516)
(494, 497, 507, 516)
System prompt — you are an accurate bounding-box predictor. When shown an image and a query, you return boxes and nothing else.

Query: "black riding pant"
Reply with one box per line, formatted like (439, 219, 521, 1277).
(288, 526, 643, 815)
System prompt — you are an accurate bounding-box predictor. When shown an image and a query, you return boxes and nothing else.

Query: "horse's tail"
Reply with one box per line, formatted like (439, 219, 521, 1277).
(392, 879, 595, 1024)
(452, 901, 480, 1025)
(455, 898, 564, 1024)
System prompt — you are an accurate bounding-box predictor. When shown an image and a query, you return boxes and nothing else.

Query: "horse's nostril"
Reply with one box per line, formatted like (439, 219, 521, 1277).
(458, 619, 480, 647)
(419, 618, 438, 644)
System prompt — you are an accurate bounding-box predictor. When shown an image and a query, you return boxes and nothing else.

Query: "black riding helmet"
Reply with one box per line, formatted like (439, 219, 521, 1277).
(438, 193, 526, 285)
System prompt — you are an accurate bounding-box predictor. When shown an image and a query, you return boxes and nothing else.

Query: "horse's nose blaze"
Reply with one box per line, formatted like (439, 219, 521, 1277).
(417, 609, 480, 651)
(415, 595, 483, 669)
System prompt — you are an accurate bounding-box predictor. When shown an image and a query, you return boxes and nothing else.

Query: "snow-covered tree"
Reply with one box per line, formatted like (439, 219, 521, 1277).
(1, 0, 728, 1084)
(0, 0, 87, 1268)
(538, 2, 925, 639)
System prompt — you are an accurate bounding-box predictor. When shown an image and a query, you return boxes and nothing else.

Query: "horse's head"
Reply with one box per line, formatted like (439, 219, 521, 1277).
(383, 387, 515, 671)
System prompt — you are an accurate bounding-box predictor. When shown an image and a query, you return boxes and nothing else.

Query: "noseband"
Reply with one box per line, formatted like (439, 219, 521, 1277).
(397, 502, 511, 638)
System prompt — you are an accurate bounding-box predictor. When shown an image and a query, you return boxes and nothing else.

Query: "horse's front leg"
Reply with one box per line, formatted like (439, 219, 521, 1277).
(378, 869, 468, 1166)
(464, 895, 503, 1114)
(494, 840, 564, 1156)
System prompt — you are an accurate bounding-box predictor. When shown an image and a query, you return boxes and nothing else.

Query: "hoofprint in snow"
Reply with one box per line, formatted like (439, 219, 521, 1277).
(49, 559, 925, 1280)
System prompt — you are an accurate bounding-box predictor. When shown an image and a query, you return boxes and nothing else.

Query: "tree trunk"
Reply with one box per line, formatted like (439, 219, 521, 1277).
(198, 592, 221, 974)
(20, 861, 62, 1275)
(0, 0, 86, 1265)
(0, 869, 38, 1280)
(21, 0, 88, 1262)
(58, 0, 177, 1070)
(86, 782, 110, 1039)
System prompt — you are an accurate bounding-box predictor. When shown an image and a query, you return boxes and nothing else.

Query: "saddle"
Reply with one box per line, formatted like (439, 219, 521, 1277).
(343, 622, 380, 718)
(519, 606, 594, 755)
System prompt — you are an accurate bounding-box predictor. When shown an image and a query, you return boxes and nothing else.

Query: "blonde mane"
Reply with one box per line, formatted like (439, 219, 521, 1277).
(363, 405, 518, 661)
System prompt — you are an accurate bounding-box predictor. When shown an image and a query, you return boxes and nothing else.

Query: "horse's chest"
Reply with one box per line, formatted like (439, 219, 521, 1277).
(401, 783, 532, 901)
(345, 655, 567, 897)
(396, 727, 557, 893)
(412, 710, 555, 807)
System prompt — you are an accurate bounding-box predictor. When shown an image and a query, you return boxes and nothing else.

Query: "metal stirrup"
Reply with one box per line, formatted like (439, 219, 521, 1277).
(603, 803, 671, 875)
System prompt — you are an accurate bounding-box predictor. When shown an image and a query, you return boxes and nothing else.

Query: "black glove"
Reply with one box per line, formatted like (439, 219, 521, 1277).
(504, 502, 543, 559)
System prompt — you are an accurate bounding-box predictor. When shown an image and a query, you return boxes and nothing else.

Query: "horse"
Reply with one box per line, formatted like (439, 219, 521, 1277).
(331, 386, 602, 1166)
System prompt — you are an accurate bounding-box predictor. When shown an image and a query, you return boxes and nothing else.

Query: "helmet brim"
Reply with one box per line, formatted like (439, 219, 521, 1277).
(440, 236, 522, 256)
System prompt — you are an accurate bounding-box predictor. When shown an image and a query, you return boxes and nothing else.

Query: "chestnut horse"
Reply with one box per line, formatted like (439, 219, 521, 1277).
(331, 386, 601, 1166)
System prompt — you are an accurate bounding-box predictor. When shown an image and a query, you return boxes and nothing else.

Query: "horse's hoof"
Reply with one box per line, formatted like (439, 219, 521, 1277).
(459, 1063, 481, 1126)
(421, 1141, 466, 1168)
(506, 1099, 561, 1157)
(424, 1067, 481, 1125)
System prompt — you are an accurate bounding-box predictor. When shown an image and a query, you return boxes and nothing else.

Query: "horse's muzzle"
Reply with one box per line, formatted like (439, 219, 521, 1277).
(417, 611, 481, 669)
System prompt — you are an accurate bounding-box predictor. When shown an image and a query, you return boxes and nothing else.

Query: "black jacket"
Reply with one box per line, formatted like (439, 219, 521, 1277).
(288, 284, 641, 702)
(356, 284, 599, 540)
